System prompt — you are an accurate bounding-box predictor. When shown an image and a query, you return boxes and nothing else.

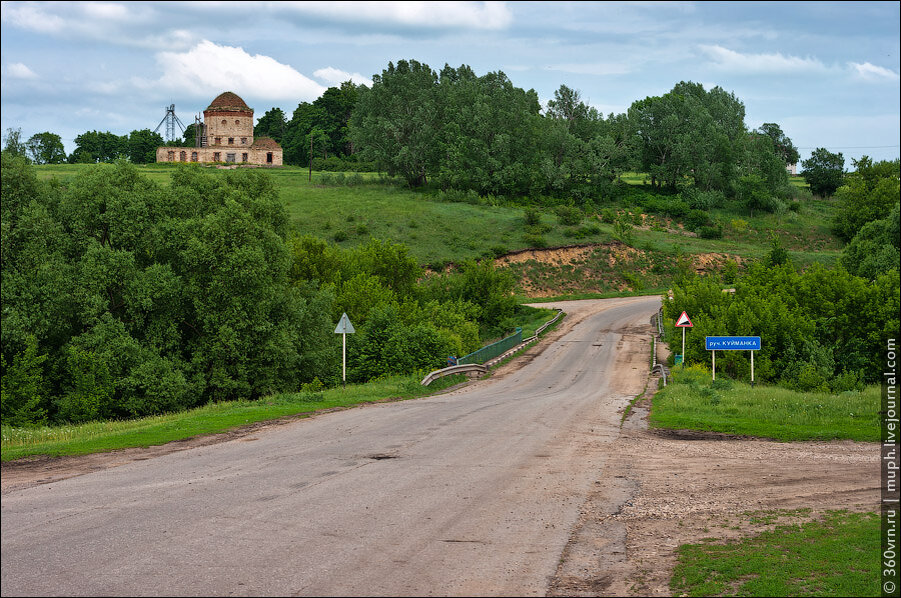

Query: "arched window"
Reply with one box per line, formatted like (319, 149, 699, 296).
(221, 119, 227, 125)
(235, 119, 240, 125)
(191, 152, 198, 162)
(179, 151, 187, 162)
(167, 151, 175, 162)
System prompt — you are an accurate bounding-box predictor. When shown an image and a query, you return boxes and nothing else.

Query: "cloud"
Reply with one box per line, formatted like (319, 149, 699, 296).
(850, 62, 900, 82)
(147, 40, 326, 101)
(275, 1, 513, 30)
(1, 2, 66, 33)
(313, 67, 373, 87)
(544, 62, 632, 77)
(699, 44, 826, 73)
(6, 62, 39, 79)
(1, 1, 193, 49)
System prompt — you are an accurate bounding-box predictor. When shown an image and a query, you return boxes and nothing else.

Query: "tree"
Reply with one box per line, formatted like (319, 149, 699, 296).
(831, 157, 900, 241)
(3, 127, 29, 159)
(801, 147, 845, 197)
(126, 129, 164, 164)
(755, 123, 799, 166)
(254, 107, 287, 145)
(69, 130, 127, 163)
(350, 59, 440, 187)
(25, 132, 67, 164)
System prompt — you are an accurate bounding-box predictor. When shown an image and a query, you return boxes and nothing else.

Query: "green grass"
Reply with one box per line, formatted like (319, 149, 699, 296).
(1, 374, 462, 461)
(671, 510, 880, 597)
(33, 165, 838, 270)
(650, 365, 880, 441)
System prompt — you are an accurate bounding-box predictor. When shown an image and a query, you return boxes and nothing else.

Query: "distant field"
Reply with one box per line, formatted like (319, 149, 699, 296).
(32, 164, 839, 273)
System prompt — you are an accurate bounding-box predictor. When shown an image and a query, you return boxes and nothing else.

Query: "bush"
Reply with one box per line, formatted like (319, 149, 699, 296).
(556, 205, 582, 226)
(523, 233, 548, 248)
(683, 209, 712, 231)
(523, 207, 542, 226)
(698, 225, 723, 239)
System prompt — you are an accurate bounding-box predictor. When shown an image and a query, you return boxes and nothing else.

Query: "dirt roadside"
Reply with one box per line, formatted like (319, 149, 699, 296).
(548, 378, 880, 597)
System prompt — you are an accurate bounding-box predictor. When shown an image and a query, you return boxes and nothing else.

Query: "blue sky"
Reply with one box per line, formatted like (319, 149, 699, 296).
(2, 1, 899, 164)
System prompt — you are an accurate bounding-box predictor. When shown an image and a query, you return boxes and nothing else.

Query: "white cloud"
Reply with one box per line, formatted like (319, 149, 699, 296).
(699, 44, 826, 73)
(313, 67, 372, 87)
(850, 61, 900, 82)
(148, 40, 326, 101)
(82, 2, 131, 21)
(545, 62, 632, 77)
(6, 62, 39, 79)
(1, 2, 66, 33)
(275, 1, 513, 30)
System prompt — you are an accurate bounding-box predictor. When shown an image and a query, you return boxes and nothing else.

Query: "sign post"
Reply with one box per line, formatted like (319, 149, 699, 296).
(705, 336, 761, 384)
(674, 311, 693, 368)
(334, 313, 355, 387)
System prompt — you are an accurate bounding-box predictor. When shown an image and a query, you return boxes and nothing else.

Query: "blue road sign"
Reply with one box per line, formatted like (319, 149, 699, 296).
(705, 336, 761, 351)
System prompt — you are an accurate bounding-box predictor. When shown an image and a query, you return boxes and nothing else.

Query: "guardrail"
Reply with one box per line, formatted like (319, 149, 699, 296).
(458, 328, 523, 366)
(420, 363, 488, 386)
(421, 309, 564, 386)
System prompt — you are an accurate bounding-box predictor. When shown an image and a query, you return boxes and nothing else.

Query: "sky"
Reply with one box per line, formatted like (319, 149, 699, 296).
(2, 1, 899, 164)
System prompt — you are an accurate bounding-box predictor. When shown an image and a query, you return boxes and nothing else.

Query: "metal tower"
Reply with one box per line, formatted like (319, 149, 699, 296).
(153, 104, 187, 143)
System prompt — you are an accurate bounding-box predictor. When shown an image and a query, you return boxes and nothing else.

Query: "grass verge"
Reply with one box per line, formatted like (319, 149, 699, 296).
(1, 374, 463, 462)
(670, 510, 880, 597)
(649, 365, 880, 441)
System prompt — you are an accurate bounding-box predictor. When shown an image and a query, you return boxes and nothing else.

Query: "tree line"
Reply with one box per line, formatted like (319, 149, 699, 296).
(5, 58, 831, 202)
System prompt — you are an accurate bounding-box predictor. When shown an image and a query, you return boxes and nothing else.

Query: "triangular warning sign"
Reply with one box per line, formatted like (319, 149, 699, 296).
(675, 311, 693, 327)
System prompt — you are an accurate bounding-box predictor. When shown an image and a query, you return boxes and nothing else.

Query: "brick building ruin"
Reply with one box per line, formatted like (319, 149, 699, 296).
(156, 91, 283, 166)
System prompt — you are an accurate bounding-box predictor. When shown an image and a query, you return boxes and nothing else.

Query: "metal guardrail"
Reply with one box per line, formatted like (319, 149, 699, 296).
(421, 309, 565, 386)
(458, 328, 523, 366)
(420, 363, 488, 386)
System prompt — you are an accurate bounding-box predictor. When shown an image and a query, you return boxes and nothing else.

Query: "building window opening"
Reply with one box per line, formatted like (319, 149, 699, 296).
(213, 152, 220, 161)
(241, 138, 247, 145)
(167, 151, 175, 162)
(266, 152, 273, 164)
(228, 138, 234, 145)
(179, 151, 187, 162)
(235, 120, 240, 125)
(226, 153, 236, 163)
(242, 153, 248, 162)
(191, 152, 198, 162)
(215, 137, 221, 145)
(221, 119, 227, 125)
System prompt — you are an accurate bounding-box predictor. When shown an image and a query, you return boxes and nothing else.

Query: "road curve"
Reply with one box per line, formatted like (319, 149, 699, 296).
(1, 296, 660, 597)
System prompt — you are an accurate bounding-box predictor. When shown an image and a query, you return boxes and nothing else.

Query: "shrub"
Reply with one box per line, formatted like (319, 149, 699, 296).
(684, 209, 712, 231)
(556, 205, 583, 226)
(523, 233, 548, 248)
(523, 207, 542, 226)
(698, 225, 723, 239)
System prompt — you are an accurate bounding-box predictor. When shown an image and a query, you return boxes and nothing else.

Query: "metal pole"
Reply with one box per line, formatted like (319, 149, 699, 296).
(712, 350, 716, 381)
(751, 351, 754, 388)
(342, 332, 346, 387)
(682, 327, 686, 368)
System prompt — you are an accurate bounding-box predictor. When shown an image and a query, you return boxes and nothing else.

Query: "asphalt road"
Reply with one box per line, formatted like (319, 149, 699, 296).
(1, 296, 660, 597)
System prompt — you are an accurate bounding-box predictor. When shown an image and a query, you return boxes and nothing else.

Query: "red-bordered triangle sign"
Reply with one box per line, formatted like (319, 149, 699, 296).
(675, 311, 693, 327)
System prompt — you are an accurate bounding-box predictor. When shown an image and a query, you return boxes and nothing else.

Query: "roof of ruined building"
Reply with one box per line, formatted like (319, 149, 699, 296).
(251, 136, 281, 149)
(206, 92, 252, 112)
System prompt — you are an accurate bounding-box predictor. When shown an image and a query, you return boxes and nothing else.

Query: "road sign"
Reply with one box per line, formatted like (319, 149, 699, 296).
(706, 336, 761, 383)
(335, 313, 355, 334)
(705, 336, 761, 351)
(335, 313, 355, 386)
(675, 312, 693, 327)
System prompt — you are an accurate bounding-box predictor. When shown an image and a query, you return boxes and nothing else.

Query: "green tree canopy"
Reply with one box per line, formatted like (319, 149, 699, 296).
(801, 147, 845, 197)
(26, 132, 67, 164)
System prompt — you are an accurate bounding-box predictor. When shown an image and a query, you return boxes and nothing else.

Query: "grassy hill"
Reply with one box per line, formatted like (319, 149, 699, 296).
(33, 164, 839, 297)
